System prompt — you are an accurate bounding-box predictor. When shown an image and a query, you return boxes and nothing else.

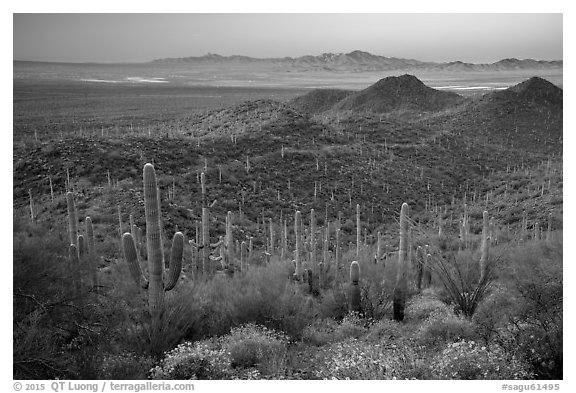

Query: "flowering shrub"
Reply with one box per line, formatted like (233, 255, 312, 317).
(302, 319, 339, 346)
(99, 353, 155, 380)
(149, 340, 230, 380)
(220, 323, 289, 375)
(150, 323, 289, 380)
(333, 312, 370, 341)
(406, 292, 454, 321)
(313, 338, 419, 380)
(431, 340, 533, 380)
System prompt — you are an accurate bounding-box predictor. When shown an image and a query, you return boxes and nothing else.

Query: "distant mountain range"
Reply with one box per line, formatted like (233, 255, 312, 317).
(152, 50, 563, 72)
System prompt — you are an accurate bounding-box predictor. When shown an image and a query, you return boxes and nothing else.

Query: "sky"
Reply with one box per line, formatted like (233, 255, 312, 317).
(13, 13, 563, 63)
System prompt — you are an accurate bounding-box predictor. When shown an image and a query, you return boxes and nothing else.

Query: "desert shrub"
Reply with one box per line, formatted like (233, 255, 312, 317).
(492, 239, 563, 379)
(149, 340, 230, 380)
(364, 318, 404, 343)
(405, 291, 454, 321)
(431, 340, 533, 380)
(221, 324, 289, 376)
(150, 323, 289, 380)
(313, 336, 422, 380)
(416, 310, 478, 347)
(302, 319, 339, 346)
(333, 312, 369, 341)
(99, 353, 155, 379)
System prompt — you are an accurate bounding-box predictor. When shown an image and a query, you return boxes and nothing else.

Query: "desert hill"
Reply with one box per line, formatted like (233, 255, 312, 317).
(289, 89, 354, 114)
(331, 74, 465, 113)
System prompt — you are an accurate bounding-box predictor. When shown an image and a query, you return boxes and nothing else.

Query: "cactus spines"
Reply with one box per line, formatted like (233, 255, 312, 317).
(165, 232, 184, 291)
(349, 261, 361, 312)
(479, 210, 489, 283)
(122, 232, 148, 289)
(143, 163, 164, 327)
(294, 210, 303, 281)
(393, 202, 410, 321)
(356, 204, 361, 256)
(66, 192, 78, 247)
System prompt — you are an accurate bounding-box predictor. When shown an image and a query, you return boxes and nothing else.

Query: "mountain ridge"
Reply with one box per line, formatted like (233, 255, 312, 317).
(151, 50, 563, 72)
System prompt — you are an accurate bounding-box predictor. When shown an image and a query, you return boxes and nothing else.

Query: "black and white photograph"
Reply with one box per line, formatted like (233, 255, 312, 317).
(11, 5, 566, 385)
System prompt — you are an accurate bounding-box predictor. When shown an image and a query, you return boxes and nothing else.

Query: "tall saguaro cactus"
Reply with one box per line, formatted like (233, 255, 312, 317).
(143, 163, 165, 328)
(226, 211, 234, 271)
(66, 192, 78, 247)
(85, 216, 97, 288)
(294, 210, 303, 281)
(479, 210, 489, 283)
(393, 203, 410, 321)
(121, 163, 185, 356)
(356, 204, 361, 256)
(310, 209, 316, 271)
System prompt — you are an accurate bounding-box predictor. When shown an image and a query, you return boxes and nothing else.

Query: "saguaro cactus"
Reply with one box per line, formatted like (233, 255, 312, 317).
(349, 261, 361, 312)
(393, 203, 410, 321)
(69, 244, 81, 302)
(479, 210, 489, 283)
(66, 192, 78, 247)
(310, 209, 316, 271)
(226, 211, 234, 272)
(335, 227, 341, 284)
(121, 163, 185, 355)
(294, 210, 303, 281)
(356, 204, 361, 256)
(85, 216, 97, 287)
(202, 207, 210, 276)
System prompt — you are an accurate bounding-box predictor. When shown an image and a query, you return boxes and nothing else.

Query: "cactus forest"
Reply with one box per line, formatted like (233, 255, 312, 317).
(14, 50, 562, 381)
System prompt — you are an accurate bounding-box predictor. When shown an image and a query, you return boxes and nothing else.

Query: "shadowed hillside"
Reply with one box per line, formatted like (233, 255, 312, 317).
(333, 74, 465, 113)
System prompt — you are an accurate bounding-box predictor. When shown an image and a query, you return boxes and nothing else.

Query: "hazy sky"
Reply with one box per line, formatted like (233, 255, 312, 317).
(13, 13, 563, 63)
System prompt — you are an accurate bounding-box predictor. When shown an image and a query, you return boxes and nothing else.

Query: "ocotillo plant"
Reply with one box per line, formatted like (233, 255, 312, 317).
(349, 261, 361, 313)
(121, 163, 184, 356)
(393, 203, 410, 321)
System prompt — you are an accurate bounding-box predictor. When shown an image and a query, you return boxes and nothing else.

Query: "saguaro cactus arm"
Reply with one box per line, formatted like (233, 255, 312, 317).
(122, 233, 148, 289)
(165, 232, 184, 291)
(349, 261, 361, 312)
